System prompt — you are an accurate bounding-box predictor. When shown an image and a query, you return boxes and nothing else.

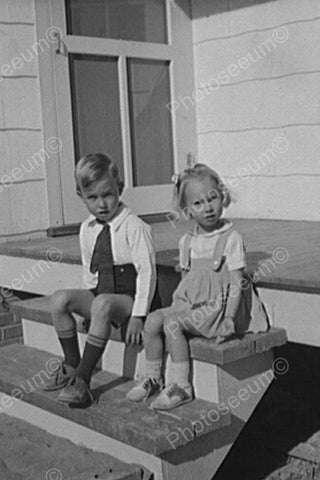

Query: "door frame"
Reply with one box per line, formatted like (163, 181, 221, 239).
(35, 0, 197, 226)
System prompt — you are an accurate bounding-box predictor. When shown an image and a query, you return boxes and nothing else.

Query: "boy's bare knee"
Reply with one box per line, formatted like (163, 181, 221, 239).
(49, 290, 71, 313)
(91, 295, 114, 320)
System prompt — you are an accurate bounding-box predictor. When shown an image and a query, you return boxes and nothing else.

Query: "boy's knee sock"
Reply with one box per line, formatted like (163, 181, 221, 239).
(145, 359, 162, 381)
(76, 334, 107, 385)
(57, 327, 80, 369)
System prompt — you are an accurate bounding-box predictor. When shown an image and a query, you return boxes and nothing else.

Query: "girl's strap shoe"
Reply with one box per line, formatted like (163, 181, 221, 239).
(126, 377, 163, 402)
(150, 383, 193, 410)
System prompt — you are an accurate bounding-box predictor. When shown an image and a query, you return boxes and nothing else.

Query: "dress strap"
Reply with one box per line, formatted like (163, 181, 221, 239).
(180, 233, 193, 270)
(211, 228, 234, 271)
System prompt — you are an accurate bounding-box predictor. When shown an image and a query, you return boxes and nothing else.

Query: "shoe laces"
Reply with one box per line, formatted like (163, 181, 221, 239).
(142, 377, 158, 390)
(165, 383, 187, 399)
(49, 361, 64, 376)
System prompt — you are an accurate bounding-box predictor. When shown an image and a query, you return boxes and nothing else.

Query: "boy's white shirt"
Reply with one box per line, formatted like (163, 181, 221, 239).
(79, 203, 156, 317)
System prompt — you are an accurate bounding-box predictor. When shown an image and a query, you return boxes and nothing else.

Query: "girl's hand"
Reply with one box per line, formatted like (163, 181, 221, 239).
(216, 316, 235, 343)
(125, 316, 145, 345)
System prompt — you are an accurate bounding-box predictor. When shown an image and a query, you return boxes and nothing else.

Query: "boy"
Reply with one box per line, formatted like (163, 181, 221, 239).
(42, 153, 156, 407)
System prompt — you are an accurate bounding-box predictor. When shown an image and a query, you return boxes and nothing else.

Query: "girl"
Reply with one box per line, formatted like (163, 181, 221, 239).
(127, 163, 269, 410)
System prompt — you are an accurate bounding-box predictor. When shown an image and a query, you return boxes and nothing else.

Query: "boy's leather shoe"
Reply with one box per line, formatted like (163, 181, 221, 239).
(58, 376, 95, 408)
(41, 362, 76, 391)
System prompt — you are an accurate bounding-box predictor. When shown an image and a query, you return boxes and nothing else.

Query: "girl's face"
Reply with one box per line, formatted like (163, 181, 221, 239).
(184, 176, 223, 232)
(80, 174, 120, 222)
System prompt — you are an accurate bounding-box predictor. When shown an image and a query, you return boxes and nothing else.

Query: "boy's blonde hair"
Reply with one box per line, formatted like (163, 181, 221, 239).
(75, 153, 124, 195)
(172, 163, 231, 210)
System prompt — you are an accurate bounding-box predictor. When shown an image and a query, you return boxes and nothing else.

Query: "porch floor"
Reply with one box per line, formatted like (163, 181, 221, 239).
(0, 218, 319, 293)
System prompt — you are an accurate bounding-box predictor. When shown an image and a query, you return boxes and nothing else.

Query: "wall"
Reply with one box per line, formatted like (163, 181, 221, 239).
(0, 0, 49, 240)
(191, 0, 320, 220)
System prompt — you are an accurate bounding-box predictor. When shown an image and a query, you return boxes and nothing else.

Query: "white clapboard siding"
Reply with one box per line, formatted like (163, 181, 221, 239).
(0, 24, 38, 77)
(198, 127, 320, 177)
(0, 188, 13, 235)
(0, 4, 49, 238)
(196, 74, 320, 134)
(223, 175, 260, 219)
(194, 19, 320, 87)
(192, 0, 320, 44)
(2, 78, 42, 129)
(0, 0, 35, 24)
(9, 181, 48, 233)
(222, 174, 320, 221)
(192, 0, 320, 221)
(256, 176, 320, 220)
(0, 131, 45, 179)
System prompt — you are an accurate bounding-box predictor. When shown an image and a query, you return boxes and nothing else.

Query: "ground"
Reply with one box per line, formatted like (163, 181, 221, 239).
(0, 414, 144, 480)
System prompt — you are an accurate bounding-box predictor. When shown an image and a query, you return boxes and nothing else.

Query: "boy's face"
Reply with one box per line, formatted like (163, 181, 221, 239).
(79, 175, 121, 223)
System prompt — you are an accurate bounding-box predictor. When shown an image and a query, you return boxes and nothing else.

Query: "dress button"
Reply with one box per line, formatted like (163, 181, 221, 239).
(120, 267, 124, 273)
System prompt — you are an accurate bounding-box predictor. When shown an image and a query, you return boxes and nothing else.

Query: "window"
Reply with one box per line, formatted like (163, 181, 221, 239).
(47, 0, 196, 222)
(128, 58, 173, 185)
(66, 0, 168, 44)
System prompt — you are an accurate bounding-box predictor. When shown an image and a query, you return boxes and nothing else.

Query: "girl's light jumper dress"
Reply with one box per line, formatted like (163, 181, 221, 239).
(166, 221, 269, 339)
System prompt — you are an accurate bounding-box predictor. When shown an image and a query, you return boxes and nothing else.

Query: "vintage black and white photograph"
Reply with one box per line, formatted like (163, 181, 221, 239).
(0, 1, 319, 479)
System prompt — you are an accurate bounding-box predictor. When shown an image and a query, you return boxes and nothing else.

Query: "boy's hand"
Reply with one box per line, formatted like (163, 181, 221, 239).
(126, 316, 145, 345)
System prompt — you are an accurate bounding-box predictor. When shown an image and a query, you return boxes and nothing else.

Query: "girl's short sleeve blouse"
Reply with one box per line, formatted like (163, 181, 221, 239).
(179, 221, 246, 271)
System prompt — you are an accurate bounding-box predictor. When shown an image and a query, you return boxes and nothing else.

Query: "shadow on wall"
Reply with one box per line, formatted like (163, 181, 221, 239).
(175, 0, 276, 18)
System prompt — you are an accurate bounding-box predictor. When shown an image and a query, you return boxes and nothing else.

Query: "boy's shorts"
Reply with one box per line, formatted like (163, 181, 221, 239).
(89, 263, 161, 329)
(88, 264, 136, 330)
(90, 263, 136, 299)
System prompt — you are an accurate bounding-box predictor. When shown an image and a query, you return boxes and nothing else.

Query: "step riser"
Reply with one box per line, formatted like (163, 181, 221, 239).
(4, 257, 320, 351)
(22, 319, 220, 403)
(0, 255, 82, 295)
(3, 254, 319, 347)
(259, 288, 320, 346)
(0, 393, 234, 480)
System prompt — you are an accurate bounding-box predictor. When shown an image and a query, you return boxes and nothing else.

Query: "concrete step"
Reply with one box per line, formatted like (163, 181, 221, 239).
(0, 344, 232, 480)
(11, 296, 287, 407)
(0, 412, 147, 480)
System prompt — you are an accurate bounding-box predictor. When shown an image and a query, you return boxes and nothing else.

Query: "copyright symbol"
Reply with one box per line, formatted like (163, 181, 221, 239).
(273, 357, 289, 376)
(46, 26, 63, 43)
(46, 468, 62, 480)
(273, 136, 289, 154)
(272, 247, 289, 264)
(1, 287, 13, 299)
(46, 137, 62, 154)
(46, 247, 63, 263)
(272, 26, 289, 43)
(46, 358, 61, 374)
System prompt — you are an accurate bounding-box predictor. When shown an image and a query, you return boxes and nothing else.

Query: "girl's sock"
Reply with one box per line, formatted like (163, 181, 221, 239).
(168, 360, 191, 391)
(57, 327, 81, 369)
(76, 334, 107, 385)
(145, 359, 162, 381)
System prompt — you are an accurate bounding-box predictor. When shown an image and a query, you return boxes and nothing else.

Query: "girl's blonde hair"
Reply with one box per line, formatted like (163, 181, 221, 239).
(172, 163, 231, 210)
(75, 153, 124, 195)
